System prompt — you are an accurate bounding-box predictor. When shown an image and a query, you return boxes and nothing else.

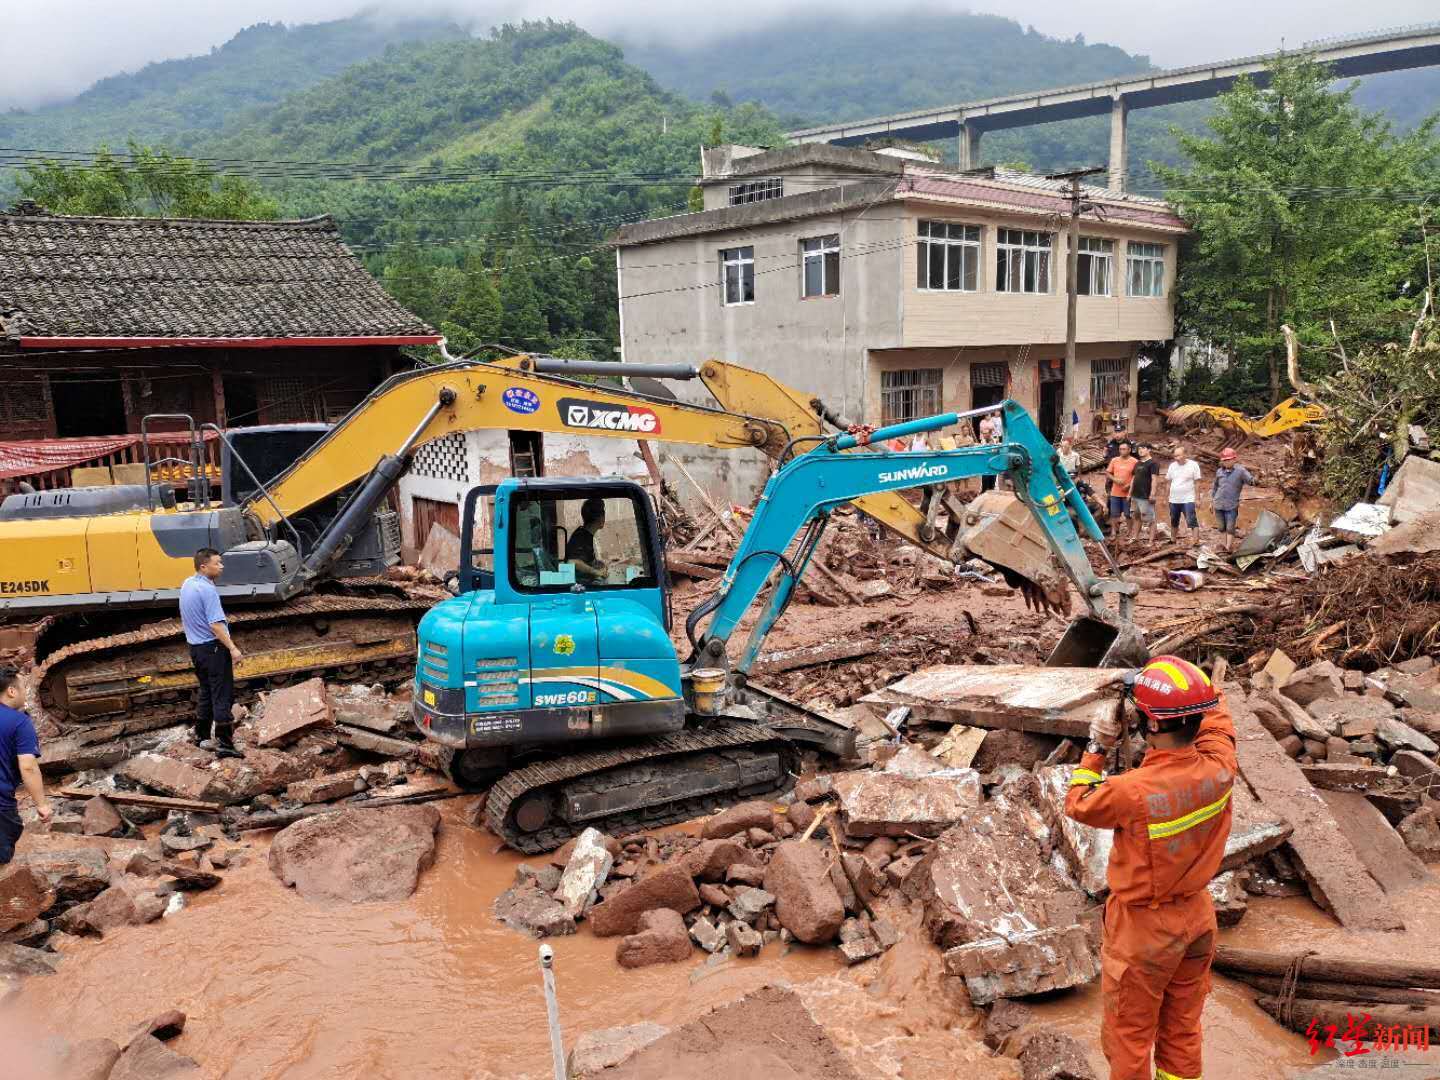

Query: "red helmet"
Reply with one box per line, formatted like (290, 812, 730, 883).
(1132, 655, 1219, 730)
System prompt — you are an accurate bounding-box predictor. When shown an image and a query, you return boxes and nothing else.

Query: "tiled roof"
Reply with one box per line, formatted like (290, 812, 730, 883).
(0, 210, 437, 343)
(899, 170, 1187, 231)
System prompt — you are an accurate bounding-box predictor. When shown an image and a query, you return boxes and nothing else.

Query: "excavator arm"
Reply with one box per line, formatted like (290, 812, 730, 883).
(687, 400, 1144, 674)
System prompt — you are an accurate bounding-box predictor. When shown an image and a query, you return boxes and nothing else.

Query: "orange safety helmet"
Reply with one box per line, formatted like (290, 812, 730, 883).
(1131, 655, 1220, 731)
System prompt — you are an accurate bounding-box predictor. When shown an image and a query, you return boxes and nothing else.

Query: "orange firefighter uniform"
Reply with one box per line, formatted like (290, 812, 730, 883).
(1064, 668, 1236, 1080)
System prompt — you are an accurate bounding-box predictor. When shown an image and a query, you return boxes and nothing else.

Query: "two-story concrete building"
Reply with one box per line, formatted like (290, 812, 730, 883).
(615, 144, 1185, 501)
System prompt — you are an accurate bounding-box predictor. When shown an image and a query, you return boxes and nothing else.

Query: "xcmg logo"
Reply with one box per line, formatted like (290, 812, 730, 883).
(558, 398, 661, 434)
(878, 464, 949, 484)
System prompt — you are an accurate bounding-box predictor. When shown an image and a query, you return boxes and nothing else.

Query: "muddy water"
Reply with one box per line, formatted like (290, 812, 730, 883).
(10, 801, 1432, 1079)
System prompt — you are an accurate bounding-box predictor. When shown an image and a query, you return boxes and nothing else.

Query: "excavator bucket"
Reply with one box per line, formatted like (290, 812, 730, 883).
(1046, 615, 1148, 669)
(954, 490, 1070, 613)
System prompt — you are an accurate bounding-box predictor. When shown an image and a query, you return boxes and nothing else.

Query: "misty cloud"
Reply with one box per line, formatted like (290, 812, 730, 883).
(4, 0, 1437, 110)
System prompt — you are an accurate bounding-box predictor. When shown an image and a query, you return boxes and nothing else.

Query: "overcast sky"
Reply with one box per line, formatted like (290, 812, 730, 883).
(4, 0, 1438, 109)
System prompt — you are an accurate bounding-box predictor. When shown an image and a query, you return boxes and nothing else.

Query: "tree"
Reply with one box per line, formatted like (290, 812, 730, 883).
(1158, 55, 1438, 408)
(442, 251, 503, 354)
(18, 142, 278, 219)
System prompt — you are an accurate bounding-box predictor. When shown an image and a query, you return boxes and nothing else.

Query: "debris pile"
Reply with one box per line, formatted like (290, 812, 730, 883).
(2, 675, 452, 985)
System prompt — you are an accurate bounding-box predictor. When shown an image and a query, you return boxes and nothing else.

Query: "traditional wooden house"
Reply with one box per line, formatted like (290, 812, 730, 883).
(0, 203, 438, 486)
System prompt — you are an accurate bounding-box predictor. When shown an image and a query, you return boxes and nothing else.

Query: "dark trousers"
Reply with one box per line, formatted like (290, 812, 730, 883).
(189, 641, 235, 744)
(0, 807, 22, 864)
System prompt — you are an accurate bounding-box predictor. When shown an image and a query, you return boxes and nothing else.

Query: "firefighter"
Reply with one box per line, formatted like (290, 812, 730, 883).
(1065, 655, 1236, 1080)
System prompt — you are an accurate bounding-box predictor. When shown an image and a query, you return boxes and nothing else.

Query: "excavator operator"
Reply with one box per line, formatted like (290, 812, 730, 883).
(1065, 655, 1236, 1080)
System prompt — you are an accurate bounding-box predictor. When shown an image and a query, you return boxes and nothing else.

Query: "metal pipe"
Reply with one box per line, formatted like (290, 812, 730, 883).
(831, 411, 964, 450)
(539, 945, 566, 1080)
(526, 358, 700, 380)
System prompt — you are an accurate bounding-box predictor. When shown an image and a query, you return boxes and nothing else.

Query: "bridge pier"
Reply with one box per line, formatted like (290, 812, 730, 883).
(1108, 95, 1129, 192)
(958, 121, 982, 171)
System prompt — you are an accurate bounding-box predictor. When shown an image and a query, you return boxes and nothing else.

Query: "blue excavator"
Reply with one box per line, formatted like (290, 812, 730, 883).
(413, 399, 1144, 851)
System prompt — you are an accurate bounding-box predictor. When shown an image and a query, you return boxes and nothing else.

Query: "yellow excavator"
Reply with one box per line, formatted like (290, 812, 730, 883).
(0, 355, 1065, 732)
(1165, 397, 1324, 439)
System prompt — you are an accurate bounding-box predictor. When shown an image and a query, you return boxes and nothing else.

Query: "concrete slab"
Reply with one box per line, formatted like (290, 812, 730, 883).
(862, 664, 1126, 738)
(1377, 453, 1440, 523)
(1318, 789, 1431, 896)
(830, 768, 982, 838)
(930, 725, 987, 769)
(942, 923, 1100, 1005)
(1222, 779, 1293, 872)
(255, 678, 333, 748)
(1035, 765, 1112, 897)
(1232, 690, 1404, 931)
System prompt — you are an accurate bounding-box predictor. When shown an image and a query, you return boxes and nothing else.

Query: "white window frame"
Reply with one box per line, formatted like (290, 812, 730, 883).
(1127, 241, 1166, 298)
(1076, 236, 1114, 297)
(800, 234, 840, 298)
(881, 368, 943, 425)
(996, 229, 1053, 294)
(720, 246, 755, 307)
(728, 178, 783, 206)
(917, 220, 981, 292)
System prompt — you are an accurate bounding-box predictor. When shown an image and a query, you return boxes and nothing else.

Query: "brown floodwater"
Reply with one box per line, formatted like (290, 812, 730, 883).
(7, 800, 1438, 1079)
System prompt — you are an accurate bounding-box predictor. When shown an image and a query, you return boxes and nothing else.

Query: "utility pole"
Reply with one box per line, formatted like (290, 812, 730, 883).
(1047, 166, 1105, 440)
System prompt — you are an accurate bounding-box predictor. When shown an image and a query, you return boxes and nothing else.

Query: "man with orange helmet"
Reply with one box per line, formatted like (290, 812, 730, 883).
(1065, 655, 1236, 1080)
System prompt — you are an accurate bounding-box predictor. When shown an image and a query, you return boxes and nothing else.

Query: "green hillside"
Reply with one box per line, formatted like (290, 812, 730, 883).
(620, 13, 1150, 126)
(0, 15, 463, 151)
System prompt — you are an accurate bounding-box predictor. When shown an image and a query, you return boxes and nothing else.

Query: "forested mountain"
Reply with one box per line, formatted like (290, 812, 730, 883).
(0, 15, 462, 151)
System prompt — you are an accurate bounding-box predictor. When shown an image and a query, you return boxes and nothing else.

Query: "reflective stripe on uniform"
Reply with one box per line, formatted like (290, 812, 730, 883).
(1147, 787, 1231, 840)
(1155, 1067, 1199, 1080)
(1071, 768, 1103, 786)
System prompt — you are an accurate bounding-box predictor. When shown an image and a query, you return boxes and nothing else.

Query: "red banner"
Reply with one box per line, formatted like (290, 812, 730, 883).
(0, 431, 218, 481)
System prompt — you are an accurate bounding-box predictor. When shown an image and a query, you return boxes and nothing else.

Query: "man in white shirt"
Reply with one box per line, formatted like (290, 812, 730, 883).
(1164, 445, 1203, 548)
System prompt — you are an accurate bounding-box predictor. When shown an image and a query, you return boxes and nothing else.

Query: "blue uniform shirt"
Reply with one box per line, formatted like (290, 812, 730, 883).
(0, 703, 40, 812)
(179, 573, 227, 646)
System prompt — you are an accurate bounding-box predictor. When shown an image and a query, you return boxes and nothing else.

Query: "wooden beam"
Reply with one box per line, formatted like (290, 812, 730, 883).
(1215, 946, 1440, 989)
(57, 787, 223, 814)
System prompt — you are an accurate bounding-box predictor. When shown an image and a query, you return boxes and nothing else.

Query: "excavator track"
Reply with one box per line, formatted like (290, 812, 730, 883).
(34, 591, 435, 730)
(484, 720, 799, 854)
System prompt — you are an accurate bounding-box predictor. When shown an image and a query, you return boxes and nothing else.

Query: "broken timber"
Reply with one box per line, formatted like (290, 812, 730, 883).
(56, 787, 223, 814)
(860, 664, 1126, 738)
(1258, 997, 1440, 1041)
(1230, 689, 1404, 931)
(1215, 946, 1440, 988)
(752, 639, 877, 675)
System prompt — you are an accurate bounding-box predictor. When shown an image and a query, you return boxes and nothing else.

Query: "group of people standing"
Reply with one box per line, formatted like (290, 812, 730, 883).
(1057, 435, 1254, 551)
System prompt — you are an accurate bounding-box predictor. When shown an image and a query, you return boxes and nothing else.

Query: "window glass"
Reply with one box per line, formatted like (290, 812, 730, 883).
(800, 234, 840, 297)
(721, 246, 755, 305)
(510, 491, 656, 592)
(917, 220, 980, 291)
(996, 229, 1053, 293)
(1126, 241, 1166, 297)
(1076, 237, 1114, 297)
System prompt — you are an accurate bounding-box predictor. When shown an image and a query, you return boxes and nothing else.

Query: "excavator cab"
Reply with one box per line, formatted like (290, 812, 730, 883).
(414, 477, 689, 785)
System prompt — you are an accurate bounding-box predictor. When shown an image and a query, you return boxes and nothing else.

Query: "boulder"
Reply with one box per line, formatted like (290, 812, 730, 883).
(567, 1023, 669, 1078)
(1399, 807, 1440, 861)
(689, 916, 724, 953)
(763, 841, 845, 944)
(108, 1035, 202, 1080)
(1281, 661, 1345, 709)
(0, 942, 59, 977)
(81, 879, 167, 933)
(984, 1000, 1036, 1054)
(727, 886, 775, 924)
(493, 885, 576, 938)
(615, 908, 692, 968)
(81, 795, 127, 838)
(267, 805, 440, 904)
(726, 863, 765, 888)
(1018, 1030, 1097, 1080)
(697, 883, 729, 908)
(1375, 716, 1440, 755)
(16, 849, 111, 902)
(556, 828, 614, 919)
(1035, 765, 1112, 897)
(587, 864, 700, 938)
(725, 919, 763, 958)
(785, 800, 818, 831)
(0, 918, 49, 946)
(680, 838, 757, 882)
(701, 800, 775, 840)
(830, 768, 983, 838)
(1208, 871, 1249, 928)
(127, 1009, 187, 1045)
(0, 865, 56, 933)
(549, 832, 622, 868)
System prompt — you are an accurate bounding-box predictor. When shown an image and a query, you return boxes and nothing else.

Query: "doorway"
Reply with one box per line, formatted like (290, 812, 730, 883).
(1038, 359, 1065, 442)
(222, 377, 260, 428)
(49, 374, 127, 437)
